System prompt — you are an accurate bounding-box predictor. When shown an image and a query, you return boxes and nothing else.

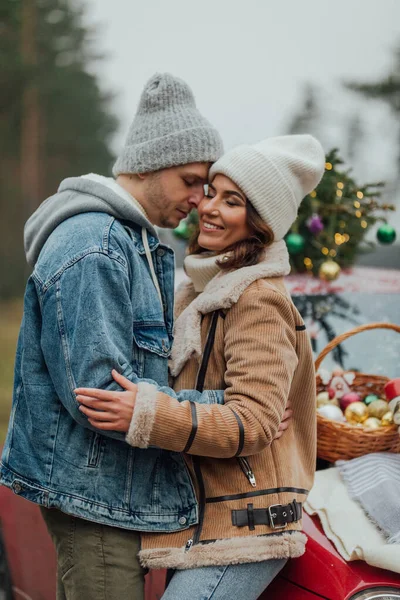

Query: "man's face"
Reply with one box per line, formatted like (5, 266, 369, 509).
(143, 163, 210, 228)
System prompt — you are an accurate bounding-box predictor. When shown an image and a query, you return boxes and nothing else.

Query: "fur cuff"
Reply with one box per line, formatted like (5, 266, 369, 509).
(139, 531, 307, 570)
(125, 382, 158, 448)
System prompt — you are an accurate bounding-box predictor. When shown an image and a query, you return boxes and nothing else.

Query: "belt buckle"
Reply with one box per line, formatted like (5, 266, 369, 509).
(268, 504, 287, 529)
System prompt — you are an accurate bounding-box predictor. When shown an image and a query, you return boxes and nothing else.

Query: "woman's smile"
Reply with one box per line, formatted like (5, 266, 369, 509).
(200, 219, 224, 232)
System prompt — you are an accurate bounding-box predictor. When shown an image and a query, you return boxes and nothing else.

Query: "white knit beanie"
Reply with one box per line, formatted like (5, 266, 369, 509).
(209, 134, 325, 241)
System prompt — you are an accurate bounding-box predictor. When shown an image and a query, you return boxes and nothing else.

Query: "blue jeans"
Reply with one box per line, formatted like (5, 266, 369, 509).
(161, 559, 287, 600)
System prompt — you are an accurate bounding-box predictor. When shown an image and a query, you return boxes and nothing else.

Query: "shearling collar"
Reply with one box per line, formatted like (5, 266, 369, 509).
(170, 239, 290, 376)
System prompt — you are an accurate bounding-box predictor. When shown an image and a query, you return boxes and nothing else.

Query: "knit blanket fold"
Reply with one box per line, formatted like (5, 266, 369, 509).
(337, 452, 400, 545)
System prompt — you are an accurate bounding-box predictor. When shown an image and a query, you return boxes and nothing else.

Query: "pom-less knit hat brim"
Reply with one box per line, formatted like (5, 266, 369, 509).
(113, 73, 223, 175)
(113, 126, 222, 174)
(209, 134, 325, 241)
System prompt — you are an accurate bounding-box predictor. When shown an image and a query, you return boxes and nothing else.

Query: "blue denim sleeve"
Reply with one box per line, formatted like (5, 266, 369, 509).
(117, 368, 225, 406)
(173, 389, 224, 405)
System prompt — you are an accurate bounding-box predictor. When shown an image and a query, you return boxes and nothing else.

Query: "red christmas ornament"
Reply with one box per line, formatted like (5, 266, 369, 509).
(385, 378, 400, 425)
(340, 392, 361, 411)
(385, 378, 400, 402)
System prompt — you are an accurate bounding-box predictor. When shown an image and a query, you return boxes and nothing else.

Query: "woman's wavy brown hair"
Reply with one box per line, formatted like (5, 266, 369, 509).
(188, 201, 274, 271)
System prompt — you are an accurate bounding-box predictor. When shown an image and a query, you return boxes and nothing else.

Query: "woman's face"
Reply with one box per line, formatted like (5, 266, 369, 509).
(197, 174, 252, 252)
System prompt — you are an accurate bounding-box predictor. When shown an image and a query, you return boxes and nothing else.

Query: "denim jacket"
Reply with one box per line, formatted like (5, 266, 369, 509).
(0, 175, 223, 531)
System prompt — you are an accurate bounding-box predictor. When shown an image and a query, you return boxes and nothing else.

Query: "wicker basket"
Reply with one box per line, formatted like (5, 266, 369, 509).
(315, 322, 400, 463)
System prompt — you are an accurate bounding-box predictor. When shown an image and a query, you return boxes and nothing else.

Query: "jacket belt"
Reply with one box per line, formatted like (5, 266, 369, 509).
(231, 500, 302, 530)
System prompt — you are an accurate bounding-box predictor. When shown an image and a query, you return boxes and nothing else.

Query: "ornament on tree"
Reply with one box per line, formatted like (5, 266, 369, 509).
(319, 259, 341, 281)
(377, 224, 396, 245)
(174, 219, 191, 240)
(173, 212, 199, 240)
(306, 214, 324, 235)
(285, 233, 305, 255)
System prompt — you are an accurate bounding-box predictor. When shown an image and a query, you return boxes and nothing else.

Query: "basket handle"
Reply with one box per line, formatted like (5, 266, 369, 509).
(314, 322, 400, 371)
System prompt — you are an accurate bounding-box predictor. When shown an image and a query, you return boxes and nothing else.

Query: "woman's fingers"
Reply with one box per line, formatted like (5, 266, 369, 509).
(79, 405, 116, 421)
(76, 396, 117, 412)
(74, 376, 137, 404)
(275, 407, 293, 440)
(88, 419, 120, 431)
(111, 370, 137, 392)
(279, 419, 290, 432)
(74, 387, 118, 401)
(281, 408, 293, 423)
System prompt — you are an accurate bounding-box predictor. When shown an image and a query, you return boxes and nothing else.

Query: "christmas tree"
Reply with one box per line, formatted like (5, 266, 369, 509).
(285, 149, 396, 280)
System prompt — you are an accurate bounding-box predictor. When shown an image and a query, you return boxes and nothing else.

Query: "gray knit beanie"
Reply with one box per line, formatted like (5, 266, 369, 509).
(209, 134, 325, 241)
(113, 73, 223, 175)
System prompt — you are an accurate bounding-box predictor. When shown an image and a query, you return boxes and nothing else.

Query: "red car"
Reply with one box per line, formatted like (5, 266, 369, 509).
(1, 266, 400, 599)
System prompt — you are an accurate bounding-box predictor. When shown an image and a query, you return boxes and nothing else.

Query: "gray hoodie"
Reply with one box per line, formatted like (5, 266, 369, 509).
(24, 174, 158, 267)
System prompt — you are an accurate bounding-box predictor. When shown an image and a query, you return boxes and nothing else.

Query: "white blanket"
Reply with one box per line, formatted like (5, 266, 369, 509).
(304, 468, 400, 574)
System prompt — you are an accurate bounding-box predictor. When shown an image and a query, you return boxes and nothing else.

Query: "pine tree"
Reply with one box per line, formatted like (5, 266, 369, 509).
(0, 0, 119, 298)
(287, 84, 321, 137)
(345, 44, 400, 188)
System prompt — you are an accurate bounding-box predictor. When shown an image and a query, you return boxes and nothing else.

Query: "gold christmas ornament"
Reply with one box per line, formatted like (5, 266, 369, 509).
(319, 260, 341, 282)
(381, 411, 394, 426)
(316, 392, 329, 407)
(344, 402, 368, 425)
(367, 399, 389, 420)
(363, 417, 381, 430)
(316, 391, 339, 408)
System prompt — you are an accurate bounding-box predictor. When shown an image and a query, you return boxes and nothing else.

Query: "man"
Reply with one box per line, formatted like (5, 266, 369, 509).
(1, 73, 290, 599)
(1, 73, 225, 600)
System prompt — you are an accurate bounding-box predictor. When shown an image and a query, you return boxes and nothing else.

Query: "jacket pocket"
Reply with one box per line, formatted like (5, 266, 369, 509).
(132, 323, 171, 358)
(88, 432, 102, 467)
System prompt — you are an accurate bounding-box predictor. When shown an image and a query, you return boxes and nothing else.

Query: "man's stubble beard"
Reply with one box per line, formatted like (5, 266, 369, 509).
(146, 173, 177, 229)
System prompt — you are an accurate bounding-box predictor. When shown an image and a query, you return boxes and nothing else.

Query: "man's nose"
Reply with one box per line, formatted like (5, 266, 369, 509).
(188, 185, 205, 208)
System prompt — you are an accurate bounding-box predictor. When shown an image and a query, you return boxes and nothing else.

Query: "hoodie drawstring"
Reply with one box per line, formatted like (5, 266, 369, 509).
(141, 227, 164, 310)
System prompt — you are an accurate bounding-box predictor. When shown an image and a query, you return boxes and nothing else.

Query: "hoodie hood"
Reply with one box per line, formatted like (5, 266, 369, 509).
(24, 174, 157, 267)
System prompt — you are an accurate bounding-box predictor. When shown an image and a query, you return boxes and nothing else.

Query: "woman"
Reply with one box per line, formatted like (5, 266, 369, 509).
(76, 134, 325, 599)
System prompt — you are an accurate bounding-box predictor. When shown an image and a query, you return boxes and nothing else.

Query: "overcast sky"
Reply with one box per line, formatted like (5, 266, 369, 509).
(85, 1, 398, 137)
(84, 0, 400, 195)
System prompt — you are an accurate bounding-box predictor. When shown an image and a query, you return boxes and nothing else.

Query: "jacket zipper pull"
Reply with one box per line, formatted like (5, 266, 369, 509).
(237, 457, 257, 487)
(247, 470, 257, 487)
(185, 538, 193, 551)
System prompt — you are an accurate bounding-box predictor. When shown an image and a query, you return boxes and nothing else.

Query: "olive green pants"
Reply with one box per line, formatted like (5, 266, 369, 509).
(41, 507, 145, 600)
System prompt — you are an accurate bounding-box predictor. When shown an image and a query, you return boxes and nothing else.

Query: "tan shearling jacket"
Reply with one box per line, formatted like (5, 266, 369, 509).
(127, 254, 316, 570)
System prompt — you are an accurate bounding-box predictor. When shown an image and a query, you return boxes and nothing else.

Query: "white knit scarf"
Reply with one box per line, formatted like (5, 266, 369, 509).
(170, 239, 291, 376)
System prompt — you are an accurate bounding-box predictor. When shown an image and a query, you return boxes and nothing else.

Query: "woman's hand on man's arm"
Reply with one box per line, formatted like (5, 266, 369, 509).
(75, 370, 137, 431)
(76, 371, 292, 438)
